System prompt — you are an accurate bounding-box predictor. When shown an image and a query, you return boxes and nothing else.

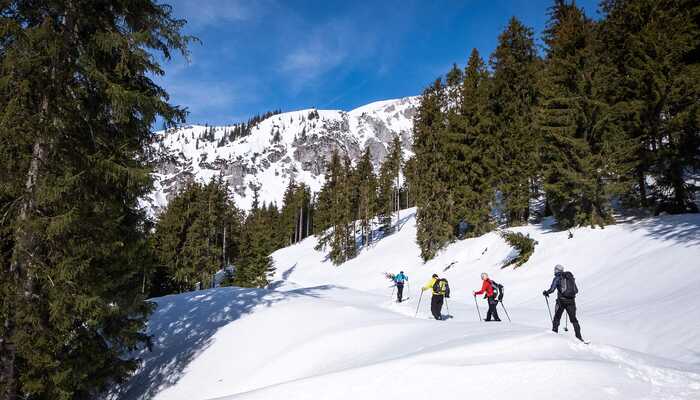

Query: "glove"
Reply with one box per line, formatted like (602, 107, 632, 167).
(542, 290, 549, 297)
(473, 292, 477, 297)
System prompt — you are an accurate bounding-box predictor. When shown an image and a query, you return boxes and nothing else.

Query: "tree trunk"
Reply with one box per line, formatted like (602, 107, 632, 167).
(638, 168, 648, 208)
(3, 135, 50, 400)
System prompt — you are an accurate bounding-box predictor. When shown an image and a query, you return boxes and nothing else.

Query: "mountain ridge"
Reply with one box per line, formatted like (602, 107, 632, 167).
(144, 95, 420, 215)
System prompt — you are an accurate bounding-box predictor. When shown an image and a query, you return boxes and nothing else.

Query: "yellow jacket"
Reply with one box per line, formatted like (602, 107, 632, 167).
(423, 277, 447, 295)
(422, 278, 437, 293)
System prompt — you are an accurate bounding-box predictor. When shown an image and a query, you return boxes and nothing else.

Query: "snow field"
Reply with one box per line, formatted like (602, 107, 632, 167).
(121, 208, 700, 399)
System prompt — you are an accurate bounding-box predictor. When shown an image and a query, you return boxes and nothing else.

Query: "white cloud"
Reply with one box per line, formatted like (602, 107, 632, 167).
(165, 0, 271, 28)
(278, 18, 378, 93)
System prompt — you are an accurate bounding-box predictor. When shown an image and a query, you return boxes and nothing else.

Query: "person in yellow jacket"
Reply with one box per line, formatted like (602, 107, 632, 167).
(422, 273, 449, 320)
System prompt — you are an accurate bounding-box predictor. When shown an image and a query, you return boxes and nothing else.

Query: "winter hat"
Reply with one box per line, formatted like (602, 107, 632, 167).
(400, 271, 404, 274)
(432, 273, 438, 278)
(554, 264, 564, 273)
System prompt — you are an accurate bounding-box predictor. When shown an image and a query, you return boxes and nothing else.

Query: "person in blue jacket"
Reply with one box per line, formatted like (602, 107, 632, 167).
(394, 271, 408, 302)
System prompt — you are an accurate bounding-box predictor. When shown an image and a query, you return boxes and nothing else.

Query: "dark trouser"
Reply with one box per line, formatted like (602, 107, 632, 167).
(430, 295, 444, 320)
(486, 296, 500, 321)
(396, 282, 404, 302)
(553, 298, 582, 339)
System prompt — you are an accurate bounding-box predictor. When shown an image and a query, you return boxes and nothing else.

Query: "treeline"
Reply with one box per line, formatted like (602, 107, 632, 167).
(150, 133, 410, 289)
(149, 177, 315, 294)
(412, 0, 700, 261)
(314, 137, 409, 264)
(227, 109, 282, 142)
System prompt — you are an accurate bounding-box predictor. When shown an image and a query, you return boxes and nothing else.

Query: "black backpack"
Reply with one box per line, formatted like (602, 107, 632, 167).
(559, 271, 578, 298)
(491, 280, 504, 301)
(433, 279, 450, 298)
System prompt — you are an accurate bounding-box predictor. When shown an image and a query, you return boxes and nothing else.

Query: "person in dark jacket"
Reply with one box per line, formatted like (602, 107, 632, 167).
(543, 264, 584, 341)
(474, 273, 500, 321)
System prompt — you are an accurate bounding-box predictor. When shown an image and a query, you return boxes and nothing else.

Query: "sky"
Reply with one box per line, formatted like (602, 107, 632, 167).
(156, 0, 600, 126)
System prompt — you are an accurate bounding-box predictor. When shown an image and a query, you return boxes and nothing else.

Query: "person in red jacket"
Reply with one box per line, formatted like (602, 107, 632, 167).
(473, 273, 501, 321)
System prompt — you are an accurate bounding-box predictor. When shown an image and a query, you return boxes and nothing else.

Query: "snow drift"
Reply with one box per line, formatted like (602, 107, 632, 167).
(119, 209, 700, 399)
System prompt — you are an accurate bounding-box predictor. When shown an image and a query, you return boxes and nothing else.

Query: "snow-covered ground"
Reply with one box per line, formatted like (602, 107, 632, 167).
(119, 209, 700, 399)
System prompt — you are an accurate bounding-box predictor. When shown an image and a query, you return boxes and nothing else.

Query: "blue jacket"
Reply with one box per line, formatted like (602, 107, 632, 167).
(545, 272, 565, 299)
(394, 273, 408, 284)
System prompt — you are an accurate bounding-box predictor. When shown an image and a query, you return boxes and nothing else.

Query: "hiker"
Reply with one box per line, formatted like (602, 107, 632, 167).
(543, 264, 584, 342)
(473, 272, 501, 321)
(422, 274, 450, 320)
(393, 271, 408, 302)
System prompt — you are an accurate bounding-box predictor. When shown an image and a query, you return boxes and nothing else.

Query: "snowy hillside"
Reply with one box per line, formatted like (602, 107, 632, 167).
(119, 209, 700, 399)
(144, 97, 418, 214)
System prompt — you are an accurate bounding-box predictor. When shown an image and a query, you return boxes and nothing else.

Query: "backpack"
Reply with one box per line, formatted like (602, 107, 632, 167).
(433, 279, 450, 297)
(491, 280, 504, 301)
(559, 271, 578, 298)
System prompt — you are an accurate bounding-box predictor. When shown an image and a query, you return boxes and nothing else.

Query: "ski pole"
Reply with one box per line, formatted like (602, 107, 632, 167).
(545, 295, 553, 323)
(500, 301, 511, 322)
(444, 297, 450, 315)
(473, 295, 482, 321)
(415, 291, 423, 317)
(391, 284, 395, 300)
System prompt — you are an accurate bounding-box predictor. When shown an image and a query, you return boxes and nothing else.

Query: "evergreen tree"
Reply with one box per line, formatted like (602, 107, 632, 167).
(378, 136, 403, 233)
(279, 180, 313, 247)
(455, 48, 497, 236)
(0, 1, 192, 398)
(402, 156, 418, 209)
(233, 198, 275, 288)
(314, 151, 355, 265)
(490, 17, 541, 225)
(355, 147, 378, 246)
(152, 180, 242, 293)
(342, 155, 358, 260)
(413, 79, 455, 261)
(599, 0, 700, 213)
(537, 0, 631, 228)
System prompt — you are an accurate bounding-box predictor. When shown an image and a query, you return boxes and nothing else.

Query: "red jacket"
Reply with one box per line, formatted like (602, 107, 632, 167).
(474, 279, 494, 297)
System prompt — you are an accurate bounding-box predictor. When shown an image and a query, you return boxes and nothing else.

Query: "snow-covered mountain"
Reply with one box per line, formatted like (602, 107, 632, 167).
(118, 209, 700, 399)
(145, 96, 419, 214)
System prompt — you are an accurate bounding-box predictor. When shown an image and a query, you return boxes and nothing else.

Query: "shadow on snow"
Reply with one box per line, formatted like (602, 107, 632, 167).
(113, 283, 336, 400)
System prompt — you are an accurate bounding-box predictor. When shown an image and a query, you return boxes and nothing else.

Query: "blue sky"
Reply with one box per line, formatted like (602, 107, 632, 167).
(157, 0, 599, 126)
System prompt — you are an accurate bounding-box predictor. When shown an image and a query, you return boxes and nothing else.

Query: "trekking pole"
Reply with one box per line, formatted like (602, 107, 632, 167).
(545, 296, 553, 323)
(500, 301, 512, 322)
(564, 313, 569, 332)
(473, 295, 482, 321)
(415, 291, 424, 317)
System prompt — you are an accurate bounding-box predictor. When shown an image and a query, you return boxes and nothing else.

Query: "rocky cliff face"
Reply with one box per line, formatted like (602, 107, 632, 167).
(144, 96, 419, 215)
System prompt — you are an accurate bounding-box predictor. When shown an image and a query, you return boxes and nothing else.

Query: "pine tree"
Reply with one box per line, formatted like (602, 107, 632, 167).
(490, 17, 541, 225)
(233, 199, 275, 288)
(355, 147, 378, 246)
(314, 151, 355, 265)
(153, 180, 242, 293)
(456, 49, 497, 236)
(0, 1, 192, 398)
(402, 156, 418, 209)
(413, 79, 455, 261)
(537, 0, 630, 228)
(598, 0, 700, 213)
(378, 136, 403, 233)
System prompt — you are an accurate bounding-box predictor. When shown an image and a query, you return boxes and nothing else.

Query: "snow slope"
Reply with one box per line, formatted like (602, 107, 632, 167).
(119, 209, 700, 399)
